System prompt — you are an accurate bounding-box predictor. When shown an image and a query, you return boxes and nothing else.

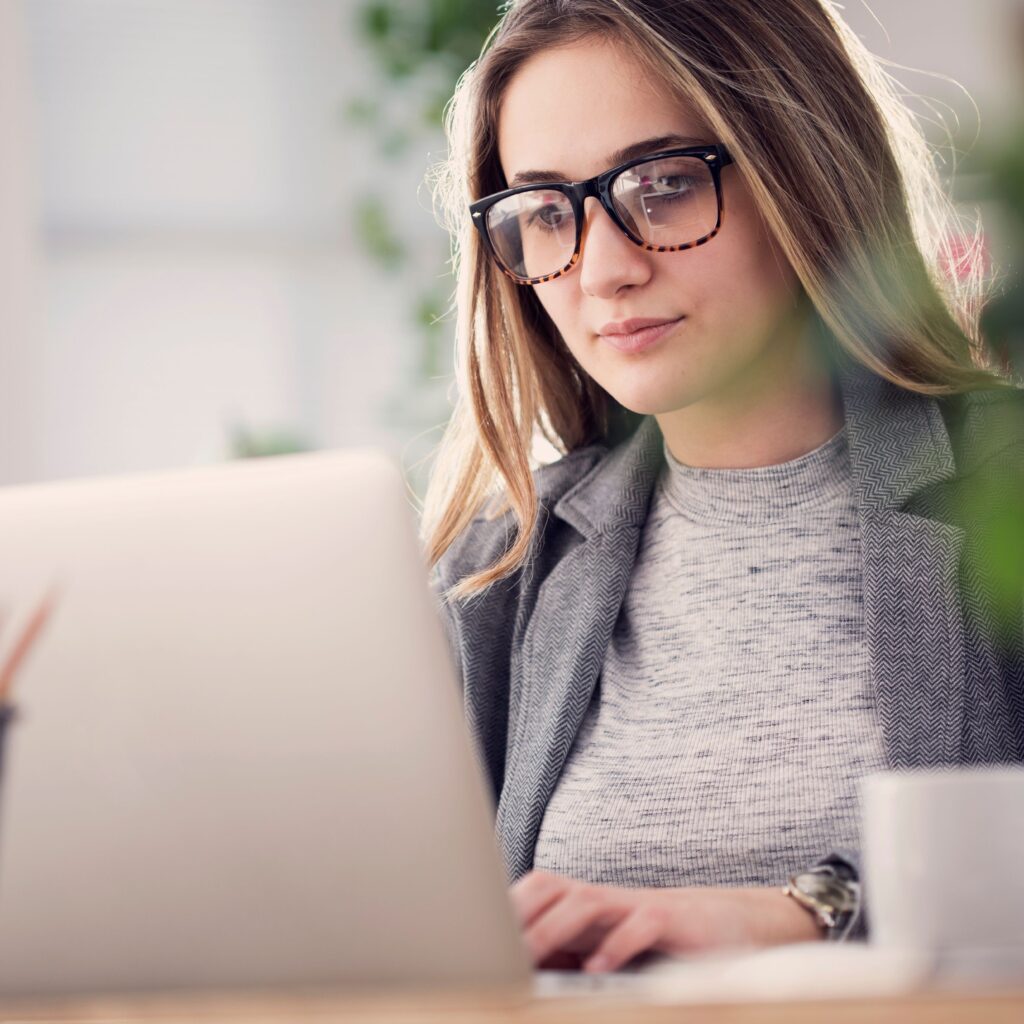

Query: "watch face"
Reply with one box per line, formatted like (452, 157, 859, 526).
(797, 872, 859, 914)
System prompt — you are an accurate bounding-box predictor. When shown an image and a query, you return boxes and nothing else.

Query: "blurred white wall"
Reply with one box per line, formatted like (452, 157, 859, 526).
(17, 0, 437, 485)
(844, 0, 1022, 138)
(0, 0, 43, 483)
(1, 0, 1022, 487)
(840, 0, 1024, 282)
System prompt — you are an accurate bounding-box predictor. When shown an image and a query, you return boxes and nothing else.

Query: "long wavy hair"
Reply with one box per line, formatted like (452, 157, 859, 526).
(420, 0, 1016, 602)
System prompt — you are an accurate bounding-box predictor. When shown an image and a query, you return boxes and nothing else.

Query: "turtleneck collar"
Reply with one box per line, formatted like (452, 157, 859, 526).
(659, 423, 851, 524)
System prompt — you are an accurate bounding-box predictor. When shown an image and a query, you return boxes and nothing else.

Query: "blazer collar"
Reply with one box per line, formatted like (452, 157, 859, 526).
(552, 357, 960, 537)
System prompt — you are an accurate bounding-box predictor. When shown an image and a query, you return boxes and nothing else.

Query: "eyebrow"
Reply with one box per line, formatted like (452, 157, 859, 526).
(506, 133, 711, 187)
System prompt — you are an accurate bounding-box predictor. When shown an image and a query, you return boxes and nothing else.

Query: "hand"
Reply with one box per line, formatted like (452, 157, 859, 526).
(509, 869, 824, 973)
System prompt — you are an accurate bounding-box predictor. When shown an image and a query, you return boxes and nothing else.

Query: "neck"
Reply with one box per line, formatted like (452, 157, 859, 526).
(655, 309, 845, 470)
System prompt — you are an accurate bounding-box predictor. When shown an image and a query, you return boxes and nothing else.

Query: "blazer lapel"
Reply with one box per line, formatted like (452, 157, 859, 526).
(495, 419, 663, 880)
(859, 509, 966, 766)
(839, 363, 967, 767)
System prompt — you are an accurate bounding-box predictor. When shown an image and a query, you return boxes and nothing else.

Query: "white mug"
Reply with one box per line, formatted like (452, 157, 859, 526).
(861, 766, 1024, 974)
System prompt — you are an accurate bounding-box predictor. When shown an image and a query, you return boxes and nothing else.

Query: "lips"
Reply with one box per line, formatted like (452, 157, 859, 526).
(598, 316, 684, 354)
(599, 316, 682, 336)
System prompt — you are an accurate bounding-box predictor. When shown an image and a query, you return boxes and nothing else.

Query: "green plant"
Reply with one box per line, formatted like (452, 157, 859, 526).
(348, 1, 501, 139)
(228, 420, 312, 459)
(346, 1, 502, 497)
(952, 12, 1024, 649)
(979, 123, 1024, 371)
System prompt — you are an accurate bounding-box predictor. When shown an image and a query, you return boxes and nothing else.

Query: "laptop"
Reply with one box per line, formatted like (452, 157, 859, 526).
(5, 447, 931, 1008)
(0, 448, 565, 998)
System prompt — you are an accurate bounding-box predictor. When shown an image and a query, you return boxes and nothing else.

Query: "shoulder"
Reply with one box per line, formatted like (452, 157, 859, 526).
(433, 441, 609, 592)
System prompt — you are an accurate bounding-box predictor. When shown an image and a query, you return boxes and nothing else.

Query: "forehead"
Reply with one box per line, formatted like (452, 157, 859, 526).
(496, 36, 708, 182)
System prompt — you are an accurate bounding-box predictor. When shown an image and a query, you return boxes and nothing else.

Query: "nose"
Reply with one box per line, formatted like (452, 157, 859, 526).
(576, 196, 652, 297)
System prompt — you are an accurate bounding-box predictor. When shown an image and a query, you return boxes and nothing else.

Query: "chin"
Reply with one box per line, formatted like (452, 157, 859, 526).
(606, 391, 688, 415)
(604, 387, 693, 418)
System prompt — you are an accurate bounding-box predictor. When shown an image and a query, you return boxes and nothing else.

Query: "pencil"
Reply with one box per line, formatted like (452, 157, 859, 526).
(0, 587, 60, 704)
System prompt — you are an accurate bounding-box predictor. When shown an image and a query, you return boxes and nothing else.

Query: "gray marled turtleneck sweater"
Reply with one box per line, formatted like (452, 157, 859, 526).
(532, 424, 889, 888)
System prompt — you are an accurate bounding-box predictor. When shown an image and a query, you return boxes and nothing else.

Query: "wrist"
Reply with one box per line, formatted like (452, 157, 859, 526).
(768, 886, 827, 943)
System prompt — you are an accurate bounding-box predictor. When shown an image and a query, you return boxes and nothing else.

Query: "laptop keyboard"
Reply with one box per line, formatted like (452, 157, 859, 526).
(532, 952, 679, 998)
(533, 968, 665, 997)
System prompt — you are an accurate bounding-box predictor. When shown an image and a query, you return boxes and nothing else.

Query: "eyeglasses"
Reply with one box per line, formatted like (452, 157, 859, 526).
(469, 144, 733, 286)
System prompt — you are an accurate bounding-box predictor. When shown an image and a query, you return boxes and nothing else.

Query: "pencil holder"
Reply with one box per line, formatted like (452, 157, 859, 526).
(0, 703, 14, 818)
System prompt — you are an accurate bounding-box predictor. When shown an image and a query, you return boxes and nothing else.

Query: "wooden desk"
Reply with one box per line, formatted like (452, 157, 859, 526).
(0, 985, 1022, 1023)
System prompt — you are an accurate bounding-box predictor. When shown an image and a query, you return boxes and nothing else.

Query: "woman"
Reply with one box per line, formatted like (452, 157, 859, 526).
(421, 0, 1024, 973)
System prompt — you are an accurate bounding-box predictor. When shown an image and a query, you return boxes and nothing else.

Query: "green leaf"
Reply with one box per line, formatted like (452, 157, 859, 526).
(341, 96, 381, 127)
(379, 128, 412, 159)
(361, 2, 393, 41)
(353, 194, 406, 270)
(228, 423, 311, 459)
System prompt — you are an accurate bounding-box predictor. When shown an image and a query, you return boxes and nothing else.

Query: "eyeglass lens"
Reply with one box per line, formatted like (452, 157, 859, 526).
(484, 154, 719, 281)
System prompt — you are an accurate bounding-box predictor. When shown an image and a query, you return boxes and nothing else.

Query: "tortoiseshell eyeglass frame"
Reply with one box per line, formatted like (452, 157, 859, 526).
(468, 143, 734, 286)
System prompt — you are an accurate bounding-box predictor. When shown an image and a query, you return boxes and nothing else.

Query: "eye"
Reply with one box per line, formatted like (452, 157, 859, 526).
(639, 173, 699, 196)
(527, 195, 571, 230)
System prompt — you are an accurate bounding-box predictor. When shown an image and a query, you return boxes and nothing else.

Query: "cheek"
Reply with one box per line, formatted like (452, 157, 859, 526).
(532, 287, 597, 374)
(726, 199, 800, 299)
(532, 282, 580, 340)
(528, 284, 595, 373)
(678, 224, 799, 327)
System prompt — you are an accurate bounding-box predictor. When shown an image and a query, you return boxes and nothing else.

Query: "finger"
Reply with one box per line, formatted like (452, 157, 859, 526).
(509, 871, 570, 929)
(536, 949, 583, 971)
(524, 884, 622, 965)
(509, 868, 559, 899)
(582, 903, 671, 974)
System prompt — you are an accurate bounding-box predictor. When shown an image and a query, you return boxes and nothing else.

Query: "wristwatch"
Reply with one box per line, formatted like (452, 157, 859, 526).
(781, 863, 861, 941)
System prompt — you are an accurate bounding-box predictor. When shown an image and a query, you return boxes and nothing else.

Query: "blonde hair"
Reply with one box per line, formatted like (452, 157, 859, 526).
(421, 0, 1016, 602)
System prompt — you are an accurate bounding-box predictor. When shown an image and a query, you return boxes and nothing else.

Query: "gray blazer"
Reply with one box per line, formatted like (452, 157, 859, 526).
(431, 358, 1024, 897)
